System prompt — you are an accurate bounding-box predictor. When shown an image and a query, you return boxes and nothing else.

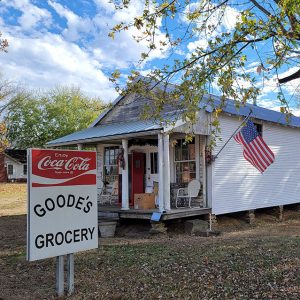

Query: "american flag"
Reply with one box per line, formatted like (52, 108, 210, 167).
(234, 120, 275, 173)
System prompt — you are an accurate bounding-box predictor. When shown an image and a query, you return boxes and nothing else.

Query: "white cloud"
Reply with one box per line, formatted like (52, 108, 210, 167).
(0, 30, 117, 101)
(2, 0, 52, 30)
(91, 0, 169, 69)
(48, 1, 93, 41)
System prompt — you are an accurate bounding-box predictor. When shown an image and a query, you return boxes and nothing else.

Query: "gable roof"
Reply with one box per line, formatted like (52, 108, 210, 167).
(47, 86, 300, 147)
(4, 149, 27, 164)
(90, 75, 300, 129)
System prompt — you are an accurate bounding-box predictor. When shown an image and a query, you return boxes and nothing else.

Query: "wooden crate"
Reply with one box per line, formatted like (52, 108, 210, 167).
(134, 193, 156, 209)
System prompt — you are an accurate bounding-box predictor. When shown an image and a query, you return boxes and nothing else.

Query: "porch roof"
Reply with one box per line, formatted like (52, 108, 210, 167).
(47, 120, 162, 146)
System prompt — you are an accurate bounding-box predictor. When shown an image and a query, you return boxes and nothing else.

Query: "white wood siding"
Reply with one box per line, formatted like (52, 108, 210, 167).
(212, 114, 300, 215)
(4, 157, 27, 180)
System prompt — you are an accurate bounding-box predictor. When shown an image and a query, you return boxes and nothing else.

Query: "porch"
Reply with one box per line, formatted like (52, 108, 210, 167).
(47, 118, 211, 219)
(98, 206, 212, 221)
(96, 130, 209, 214)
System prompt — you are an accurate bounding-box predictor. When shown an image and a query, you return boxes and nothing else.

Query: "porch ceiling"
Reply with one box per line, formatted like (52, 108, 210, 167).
(46, 120, 163, 147)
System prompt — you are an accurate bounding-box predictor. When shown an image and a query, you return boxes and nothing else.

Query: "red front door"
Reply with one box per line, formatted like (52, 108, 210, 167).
(130, 152, 145, 206)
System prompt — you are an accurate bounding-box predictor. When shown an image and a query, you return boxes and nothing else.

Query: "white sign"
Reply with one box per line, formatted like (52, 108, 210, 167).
(27, 149, 98, 261)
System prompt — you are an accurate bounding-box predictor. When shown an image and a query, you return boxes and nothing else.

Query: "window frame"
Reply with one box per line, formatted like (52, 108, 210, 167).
(254, 122, 263, 136)
(103, 146, 120, 184)
(174, 139, 196, 184)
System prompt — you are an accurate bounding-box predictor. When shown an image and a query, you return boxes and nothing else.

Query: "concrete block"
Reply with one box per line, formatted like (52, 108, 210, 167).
(185, 219, 208, 235)
(150, 222, 167, 234)
(247, 210, 255, 225)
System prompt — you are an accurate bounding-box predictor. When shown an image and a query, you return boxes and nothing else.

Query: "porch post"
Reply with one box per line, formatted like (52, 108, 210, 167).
(163, 134, 171, 211)
(158, 133, 164, 212)
(121, 139, 129, 210)
(195, 135, 200, 181)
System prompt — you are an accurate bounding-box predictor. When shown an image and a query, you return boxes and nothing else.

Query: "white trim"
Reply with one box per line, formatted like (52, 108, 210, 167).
(195, 135, 200, 181)
(163, 134, 171, 211)
(158, 133, 164, 212)
(121, 139, 129, 210)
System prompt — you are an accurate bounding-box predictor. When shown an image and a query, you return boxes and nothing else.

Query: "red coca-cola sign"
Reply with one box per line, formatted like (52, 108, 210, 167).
(31, 149, 96, 187)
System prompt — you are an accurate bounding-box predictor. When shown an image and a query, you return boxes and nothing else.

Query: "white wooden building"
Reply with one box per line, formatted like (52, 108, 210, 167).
(47, 92, 300, 219)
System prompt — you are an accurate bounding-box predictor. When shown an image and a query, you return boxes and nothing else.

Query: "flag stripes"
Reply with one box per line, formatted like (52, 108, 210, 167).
(234, 120, 275, 173)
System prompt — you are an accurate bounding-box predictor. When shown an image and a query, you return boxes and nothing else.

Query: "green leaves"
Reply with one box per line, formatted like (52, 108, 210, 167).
(108, 0, 299, 147)
(4, 87, 106, 149)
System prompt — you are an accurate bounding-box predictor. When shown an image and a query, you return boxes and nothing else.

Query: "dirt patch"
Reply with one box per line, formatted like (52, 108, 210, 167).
(0, 183, 27, 216)
(1, 184, 300, 299)
(0, 213, 300, 299)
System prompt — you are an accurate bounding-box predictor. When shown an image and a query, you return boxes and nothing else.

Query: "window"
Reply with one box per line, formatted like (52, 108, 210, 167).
(150, 152, 158, 174)
(23, 164, 27, 175)
(254, 123, 263, 136)
(104, 146, 120, 184)
(174, 139, 196, 183)
(7, 164, 13, 175)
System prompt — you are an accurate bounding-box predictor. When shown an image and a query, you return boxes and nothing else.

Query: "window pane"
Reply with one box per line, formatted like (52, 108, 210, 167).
(188, 143, 195, 160)
(109, 149, 115, 164)
(105, 149, 110, 165)
(8, 165, 13, 175)
(150, 152, 158, 174)
(182, 148, 188, 160)
(189, 162, 196, 172)
(182, 162, 190, 183)
(175, 147, 181, 161)
(23, 164, 27, 175)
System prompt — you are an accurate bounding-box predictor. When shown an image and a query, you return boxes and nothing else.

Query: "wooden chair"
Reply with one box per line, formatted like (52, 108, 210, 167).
(176, 180, 201, 208)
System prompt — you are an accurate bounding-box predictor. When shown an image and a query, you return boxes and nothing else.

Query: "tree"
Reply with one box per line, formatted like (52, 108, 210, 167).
(0, 30, 9, 153)
(4, 87, 105, 149)
(110, 0, 300, 125)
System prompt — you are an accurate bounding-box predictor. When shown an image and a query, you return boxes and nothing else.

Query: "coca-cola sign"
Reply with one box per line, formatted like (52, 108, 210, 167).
(37, 156, 91, 171)
(31, 149, 96, 186)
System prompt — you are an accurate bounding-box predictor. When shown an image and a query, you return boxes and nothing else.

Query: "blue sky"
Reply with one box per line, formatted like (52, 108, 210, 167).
(0, 0, 299, 113)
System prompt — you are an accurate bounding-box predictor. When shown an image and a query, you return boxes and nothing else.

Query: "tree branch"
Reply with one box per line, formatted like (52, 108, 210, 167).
(278, 69, 300, 84)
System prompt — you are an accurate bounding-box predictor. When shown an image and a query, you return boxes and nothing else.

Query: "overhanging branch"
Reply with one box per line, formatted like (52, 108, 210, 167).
(278, 69, 300, 84)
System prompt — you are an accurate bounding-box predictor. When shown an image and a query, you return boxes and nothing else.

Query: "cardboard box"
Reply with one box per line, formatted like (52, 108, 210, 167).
(134, 193, 156, 209)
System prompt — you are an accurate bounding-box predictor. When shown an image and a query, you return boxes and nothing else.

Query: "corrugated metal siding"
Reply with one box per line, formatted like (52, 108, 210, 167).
(212, 114, 300, 215)
(47, 120, 162, 145)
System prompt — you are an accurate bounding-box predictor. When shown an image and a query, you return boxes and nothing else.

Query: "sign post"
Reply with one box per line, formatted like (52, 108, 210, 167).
(27, 148, 98, 296)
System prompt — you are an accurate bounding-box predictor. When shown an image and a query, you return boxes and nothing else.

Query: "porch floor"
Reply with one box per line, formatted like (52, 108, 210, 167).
(98, 206, 211, 221)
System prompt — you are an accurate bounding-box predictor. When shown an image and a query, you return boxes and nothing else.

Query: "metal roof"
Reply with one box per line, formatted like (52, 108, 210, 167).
(201, 95, 300, 128)
(47, 89, 300, 147)
(47, 120, 162, 146)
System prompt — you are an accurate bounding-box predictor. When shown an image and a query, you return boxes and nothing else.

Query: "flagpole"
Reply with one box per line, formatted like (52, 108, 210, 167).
(213, 110, 252, 160)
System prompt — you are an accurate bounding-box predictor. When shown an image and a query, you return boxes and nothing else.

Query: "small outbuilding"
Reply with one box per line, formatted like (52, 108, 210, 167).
(1, 149, 27, 182)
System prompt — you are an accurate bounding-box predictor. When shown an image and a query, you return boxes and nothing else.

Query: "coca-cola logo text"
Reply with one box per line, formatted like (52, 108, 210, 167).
(38, 155, 91, 172)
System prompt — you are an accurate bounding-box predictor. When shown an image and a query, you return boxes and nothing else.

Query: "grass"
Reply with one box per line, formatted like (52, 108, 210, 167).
(0, 183, 27, 216)
(0, 184, 300, 299)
